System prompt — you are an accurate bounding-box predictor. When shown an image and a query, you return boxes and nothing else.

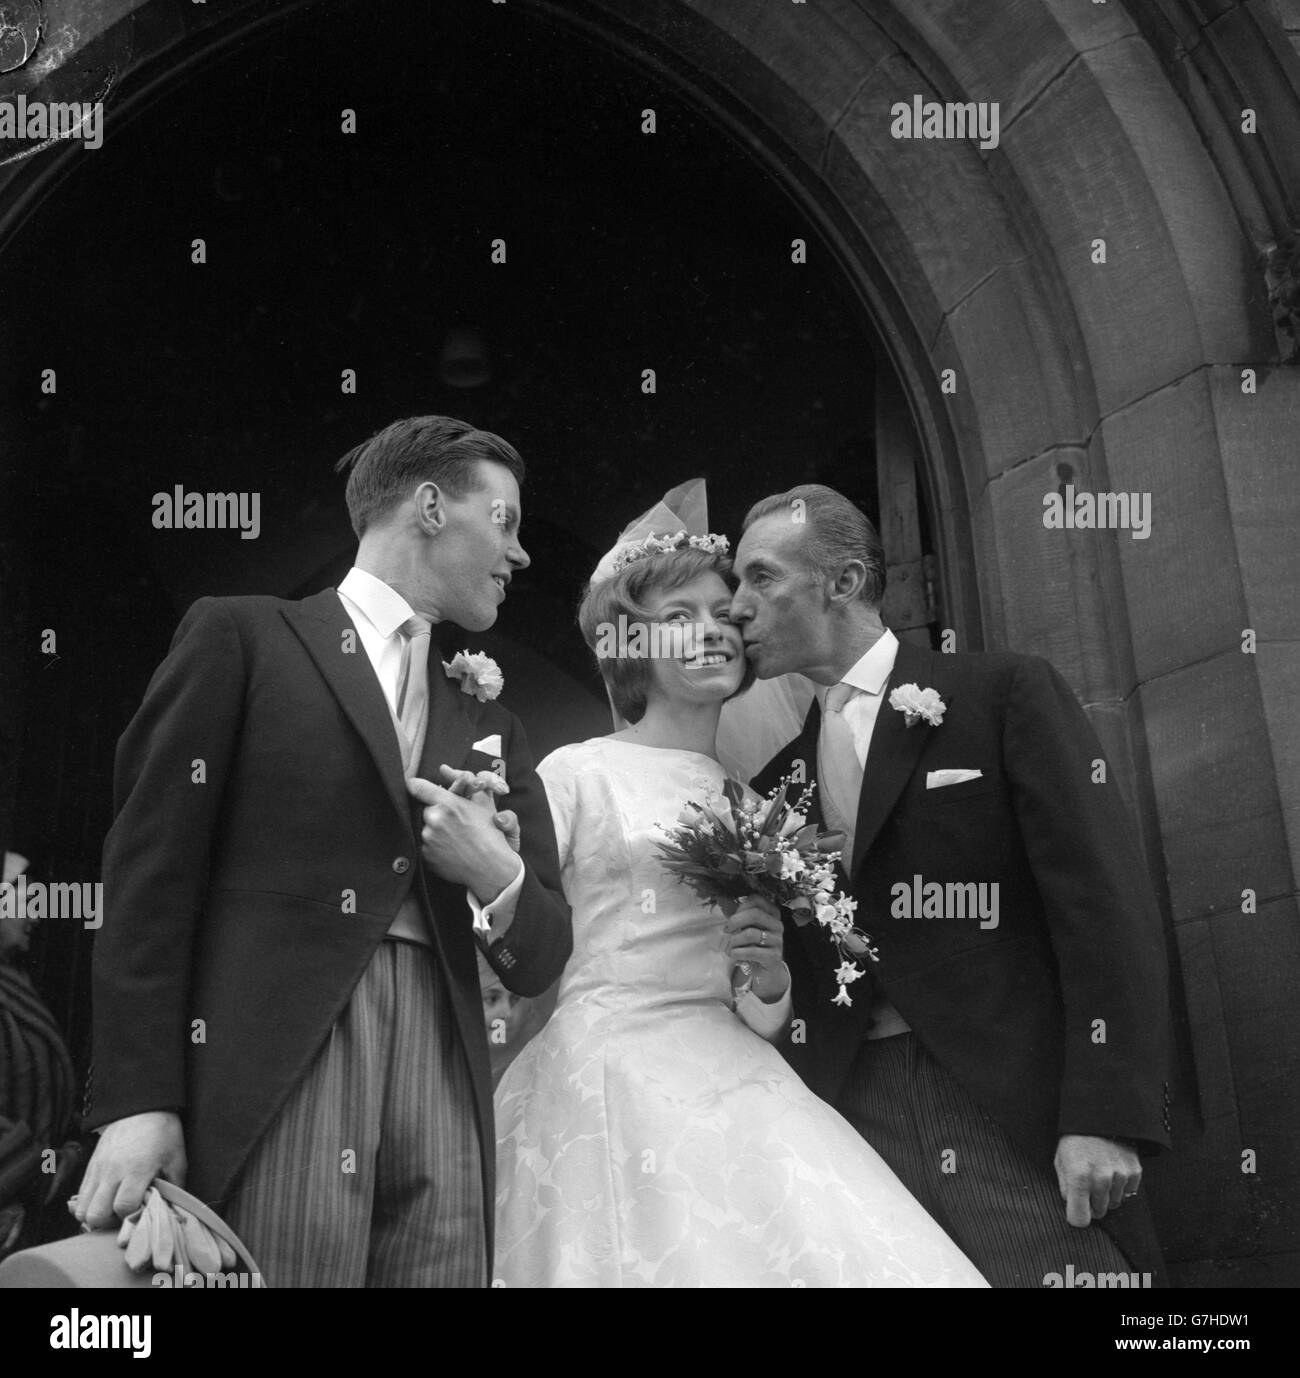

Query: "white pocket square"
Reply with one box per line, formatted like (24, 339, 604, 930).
(926, 769, 983, 789)
(472, 734, 503, 757)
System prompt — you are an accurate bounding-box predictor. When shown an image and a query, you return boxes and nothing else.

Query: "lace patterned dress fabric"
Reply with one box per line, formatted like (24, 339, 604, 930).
(493, 739, 988, 1287)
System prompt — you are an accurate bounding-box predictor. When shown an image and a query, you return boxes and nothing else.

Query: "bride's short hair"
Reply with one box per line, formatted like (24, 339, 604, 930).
(578, 548, 753, 724)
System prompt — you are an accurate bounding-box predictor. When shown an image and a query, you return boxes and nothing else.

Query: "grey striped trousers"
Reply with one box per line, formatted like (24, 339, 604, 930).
(835, 1033, 1135, 1288)
(223, 939, 486, 1287)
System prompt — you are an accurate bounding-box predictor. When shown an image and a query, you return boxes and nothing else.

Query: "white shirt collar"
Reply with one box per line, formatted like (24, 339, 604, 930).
(337, 566, 418, 640)
(815, 628, 900, 705)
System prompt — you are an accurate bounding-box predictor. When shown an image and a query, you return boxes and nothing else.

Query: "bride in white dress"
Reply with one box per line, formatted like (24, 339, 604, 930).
(493, 515, 987, 1288)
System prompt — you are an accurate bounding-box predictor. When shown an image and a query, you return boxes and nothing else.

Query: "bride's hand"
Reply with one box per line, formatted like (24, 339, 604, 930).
(439, 764, 509, 802)
(725, 896, 789, 1003)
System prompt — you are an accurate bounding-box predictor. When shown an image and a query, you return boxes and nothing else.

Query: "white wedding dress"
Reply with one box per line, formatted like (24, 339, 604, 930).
(493, 739, 988, 1287)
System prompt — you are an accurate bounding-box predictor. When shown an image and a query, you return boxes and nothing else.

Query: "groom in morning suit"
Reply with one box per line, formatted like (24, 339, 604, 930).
(732, 485, 1172, 1288)
(75, 416, 571, 1286)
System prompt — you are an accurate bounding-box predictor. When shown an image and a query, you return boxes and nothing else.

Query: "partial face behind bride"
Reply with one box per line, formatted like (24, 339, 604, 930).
(577, 545, 754, 744)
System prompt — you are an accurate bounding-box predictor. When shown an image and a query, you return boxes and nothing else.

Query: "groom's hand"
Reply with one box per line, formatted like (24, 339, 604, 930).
(408, 776, 520, 896)
(73, 1111, 186, 1230)
(1054, 1134, 1142, 1226)
(438, 765, 521, 853)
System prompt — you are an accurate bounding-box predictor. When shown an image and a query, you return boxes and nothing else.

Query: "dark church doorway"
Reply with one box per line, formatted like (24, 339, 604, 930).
(1, 0, 940, 1088)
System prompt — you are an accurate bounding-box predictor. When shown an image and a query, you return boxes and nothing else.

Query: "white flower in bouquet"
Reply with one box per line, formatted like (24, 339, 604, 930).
(778, 810, 808, 838)
(780, 851, 807, 880)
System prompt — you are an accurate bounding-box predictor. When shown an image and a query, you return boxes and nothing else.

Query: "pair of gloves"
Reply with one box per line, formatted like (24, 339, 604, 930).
(113, 1185, 238, 1274)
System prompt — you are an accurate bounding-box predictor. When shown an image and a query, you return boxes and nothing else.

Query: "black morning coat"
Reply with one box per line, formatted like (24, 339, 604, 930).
(754, 638, 1173, 1280)
(86, 591, 572, 1262)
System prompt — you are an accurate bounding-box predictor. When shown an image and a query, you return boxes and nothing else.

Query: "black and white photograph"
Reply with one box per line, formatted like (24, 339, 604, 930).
(0, 0, 1296, 1340)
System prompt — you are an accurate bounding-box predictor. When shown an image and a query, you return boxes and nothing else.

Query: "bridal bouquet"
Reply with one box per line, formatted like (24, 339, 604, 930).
(655, 775, 879, 1006)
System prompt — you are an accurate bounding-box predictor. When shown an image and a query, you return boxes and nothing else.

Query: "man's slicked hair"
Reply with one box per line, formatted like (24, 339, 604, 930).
(335, 415, 525, 538)
(742, 484, 886, 607)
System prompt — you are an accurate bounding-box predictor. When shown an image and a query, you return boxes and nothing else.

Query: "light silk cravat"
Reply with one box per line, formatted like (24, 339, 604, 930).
(822, 680, 912, 1039)
(395, 613, 432, 773)
(820, 681, 865, 870)
(388, 613, 434, 947)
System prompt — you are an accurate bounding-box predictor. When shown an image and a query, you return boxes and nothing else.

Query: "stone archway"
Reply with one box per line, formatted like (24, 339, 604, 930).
(2, 0, 1297, 1283)
(548, 0, 1300, 1284)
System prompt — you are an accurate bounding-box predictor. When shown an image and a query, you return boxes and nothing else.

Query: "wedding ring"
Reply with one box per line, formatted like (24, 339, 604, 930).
(1123, 1191, 1139, 1199)
(759, 931, 766, 947)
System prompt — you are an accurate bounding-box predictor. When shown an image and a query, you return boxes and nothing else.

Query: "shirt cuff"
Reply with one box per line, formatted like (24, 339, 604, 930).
(734, 965, 793, 1042)
(467, 857, 525, 944)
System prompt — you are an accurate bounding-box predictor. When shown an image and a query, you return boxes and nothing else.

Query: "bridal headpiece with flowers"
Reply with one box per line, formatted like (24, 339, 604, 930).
(589, 477, 730, 587)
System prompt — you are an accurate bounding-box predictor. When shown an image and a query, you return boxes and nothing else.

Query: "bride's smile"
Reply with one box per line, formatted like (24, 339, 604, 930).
(643, 572, 747, 703)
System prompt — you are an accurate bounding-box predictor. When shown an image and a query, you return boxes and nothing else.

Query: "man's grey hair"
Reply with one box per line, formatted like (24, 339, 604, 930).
(742, 484, 886, 607)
